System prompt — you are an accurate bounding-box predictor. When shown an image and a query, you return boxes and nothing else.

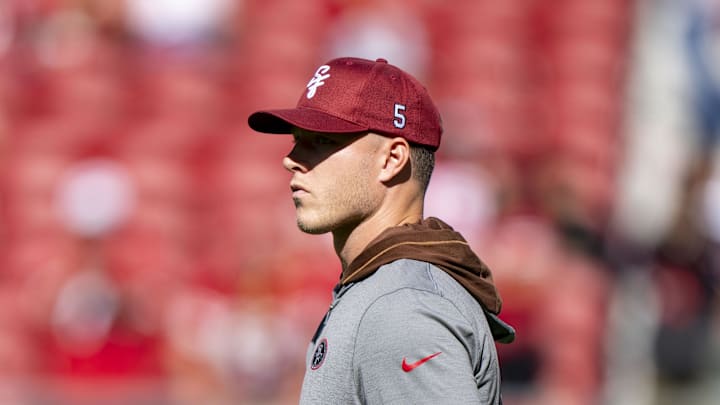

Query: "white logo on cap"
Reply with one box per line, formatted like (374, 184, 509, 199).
(306, 65, 331, 99)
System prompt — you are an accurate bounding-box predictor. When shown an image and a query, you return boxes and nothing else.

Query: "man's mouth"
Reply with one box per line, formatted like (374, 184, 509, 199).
(290, 182, 309, 197)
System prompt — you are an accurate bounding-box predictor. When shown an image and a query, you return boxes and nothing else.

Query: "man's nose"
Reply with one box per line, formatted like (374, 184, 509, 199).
(283, 148, 306, 173)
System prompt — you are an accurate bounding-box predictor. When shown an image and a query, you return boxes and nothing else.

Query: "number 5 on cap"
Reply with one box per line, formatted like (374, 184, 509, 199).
(394, 104, 406, 129)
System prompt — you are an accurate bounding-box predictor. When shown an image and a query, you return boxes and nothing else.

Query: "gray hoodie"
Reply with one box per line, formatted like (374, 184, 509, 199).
(299, 218, 514, 404)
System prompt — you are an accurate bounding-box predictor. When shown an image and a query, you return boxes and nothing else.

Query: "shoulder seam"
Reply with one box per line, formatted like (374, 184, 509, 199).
(424, 261, 441, 296)
(426, 264, 477, 332)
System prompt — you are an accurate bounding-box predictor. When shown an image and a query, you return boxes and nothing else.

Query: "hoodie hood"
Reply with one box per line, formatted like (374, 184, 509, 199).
(341, 217, 515, 343)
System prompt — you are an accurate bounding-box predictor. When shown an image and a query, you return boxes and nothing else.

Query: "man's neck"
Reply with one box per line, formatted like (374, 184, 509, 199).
(333, 209, 423, 271)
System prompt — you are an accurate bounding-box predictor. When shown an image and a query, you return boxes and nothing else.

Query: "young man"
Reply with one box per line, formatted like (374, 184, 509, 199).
(248, 57, 514, 404)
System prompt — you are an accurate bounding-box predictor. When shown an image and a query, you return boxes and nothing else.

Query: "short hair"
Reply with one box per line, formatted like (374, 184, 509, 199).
(409, 144, 435, 192)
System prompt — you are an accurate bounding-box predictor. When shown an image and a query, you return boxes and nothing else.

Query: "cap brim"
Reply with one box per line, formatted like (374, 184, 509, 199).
(248, 108, 369, 134)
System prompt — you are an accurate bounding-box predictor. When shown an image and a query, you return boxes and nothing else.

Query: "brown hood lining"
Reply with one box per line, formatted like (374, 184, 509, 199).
(340, 217, 514, 342)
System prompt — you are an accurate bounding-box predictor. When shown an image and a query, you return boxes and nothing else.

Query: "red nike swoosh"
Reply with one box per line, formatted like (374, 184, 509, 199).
(401, 352, 442, 372)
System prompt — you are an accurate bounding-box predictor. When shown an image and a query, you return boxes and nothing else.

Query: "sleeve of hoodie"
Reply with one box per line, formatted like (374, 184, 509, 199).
(353, 287, 499, 405)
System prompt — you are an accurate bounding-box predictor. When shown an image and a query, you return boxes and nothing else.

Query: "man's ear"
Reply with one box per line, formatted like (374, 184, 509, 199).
(378, 137, 411, 184)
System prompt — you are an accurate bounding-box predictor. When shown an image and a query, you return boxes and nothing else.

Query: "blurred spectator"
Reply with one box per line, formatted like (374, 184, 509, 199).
(649, 158, 719, 402)
(54, 158, 135, 238)
(704, 159, 720, 244)
(125, 0, 236, 48)
(425, 158, 501, 244)
(613, 0, 698, 250)
(32, 7, 99, 70)
(0, 1, 13, 58)
(685, 0, 720, 150)
(324, 0, 430, 78)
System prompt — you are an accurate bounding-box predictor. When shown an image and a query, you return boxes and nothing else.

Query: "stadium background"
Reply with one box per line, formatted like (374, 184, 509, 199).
(0, 0, 718, 404)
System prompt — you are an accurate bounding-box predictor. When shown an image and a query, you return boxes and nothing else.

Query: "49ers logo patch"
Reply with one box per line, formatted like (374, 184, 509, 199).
(310, 338, 328, 370)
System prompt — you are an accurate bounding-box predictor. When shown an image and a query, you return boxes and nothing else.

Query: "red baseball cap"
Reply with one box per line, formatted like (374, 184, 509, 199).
(248, 57, 443, 150)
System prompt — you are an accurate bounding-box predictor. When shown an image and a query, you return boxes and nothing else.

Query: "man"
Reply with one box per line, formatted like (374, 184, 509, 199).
(248, 57, 514, 404)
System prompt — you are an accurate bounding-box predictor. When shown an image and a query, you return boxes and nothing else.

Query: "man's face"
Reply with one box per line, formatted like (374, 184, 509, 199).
(283, 129, 384, 235)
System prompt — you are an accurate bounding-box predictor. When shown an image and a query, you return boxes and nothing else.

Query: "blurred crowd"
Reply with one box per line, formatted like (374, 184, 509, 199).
(0, 0, 718, 404)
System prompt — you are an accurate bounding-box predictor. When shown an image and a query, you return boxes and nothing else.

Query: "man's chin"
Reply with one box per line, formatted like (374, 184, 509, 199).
(296, 219, 331, 235)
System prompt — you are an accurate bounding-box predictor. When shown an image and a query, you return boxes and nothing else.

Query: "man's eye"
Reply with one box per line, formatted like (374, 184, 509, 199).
(314, 136, 335, 145)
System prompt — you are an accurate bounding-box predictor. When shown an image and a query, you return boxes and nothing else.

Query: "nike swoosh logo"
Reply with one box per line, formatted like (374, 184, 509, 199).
(401, 352, 442, 372)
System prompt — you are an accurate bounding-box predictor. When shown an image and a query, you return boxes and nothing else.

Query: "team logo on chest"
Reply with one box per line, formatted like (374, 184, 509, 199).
(310, 338, 328, 370)
(306, 65, 331, 99)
